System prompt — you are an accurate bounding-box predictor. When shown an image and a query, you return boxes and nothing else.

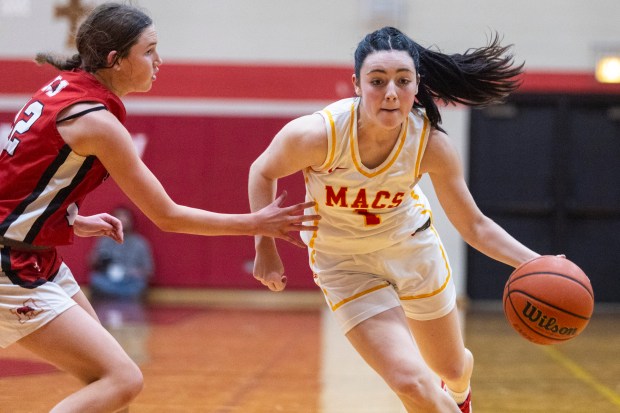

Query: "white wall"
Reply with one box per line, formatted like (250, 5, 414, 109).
(1, 0, 619, 68)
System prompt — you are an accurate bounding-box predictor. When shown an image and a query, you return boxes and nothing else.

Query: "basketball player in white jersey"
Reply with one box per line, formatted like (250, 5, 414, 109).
(249, 27, 540, 413)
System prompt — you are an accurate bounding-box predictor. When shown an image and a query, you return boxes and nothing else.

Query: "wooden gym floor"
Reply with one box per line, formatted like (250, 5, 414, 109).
(0, 289, 619, 413)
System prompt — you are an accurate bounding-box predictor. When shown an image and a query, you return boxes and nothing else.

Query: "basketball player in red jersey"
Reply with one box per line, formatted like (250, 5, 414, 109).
(0, 3, 318, 412)
(249, 27, 541, 413)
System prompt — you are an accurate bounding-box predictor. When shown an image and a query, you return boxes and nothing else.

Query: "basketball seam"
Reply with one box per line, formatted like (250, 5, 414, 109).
(506, 289, 591, 320)
(508, 271, 594, 299)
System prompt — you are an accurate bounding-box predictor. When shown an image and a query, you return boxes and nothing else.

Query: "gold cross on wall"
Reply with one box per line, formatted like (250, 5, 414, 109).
(54, 0, 93, 48)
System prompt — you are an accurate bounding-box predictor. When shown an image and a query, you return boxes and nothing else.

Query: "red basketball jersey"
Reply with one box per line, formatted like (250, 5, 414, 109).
(0, 70, 126, 246)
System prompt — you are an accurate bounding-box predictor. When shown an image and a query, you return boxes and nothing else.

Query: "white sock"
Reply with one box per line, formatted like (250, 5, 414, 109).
(447, 385, 470, 405)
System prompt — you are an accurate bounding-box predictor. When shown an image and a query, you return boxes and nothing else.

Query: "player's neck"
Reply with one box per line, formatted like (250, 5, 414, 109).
(92, 70, 125, 97)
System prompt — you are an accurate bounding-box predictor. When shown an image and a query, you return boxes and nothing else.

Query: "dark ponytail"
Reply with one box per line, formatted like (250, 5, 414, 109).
(35, 3, 152, 73)
(354, 27, 524, 131)
(35, 53, 82, 71)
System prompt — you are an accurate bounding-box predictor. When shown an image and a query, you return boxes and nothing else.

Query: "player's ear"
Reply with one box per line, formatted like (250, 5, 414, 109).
(352, 74, 361, 96)
(107, 50, 120, 69)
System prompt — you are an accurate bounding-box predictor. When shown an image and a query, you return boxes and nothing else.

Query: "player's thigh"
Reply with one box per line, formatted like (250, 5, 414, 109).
(407, 308, 467, 375)
(72, 289, 100, 322)
(345, 306, 431, 380)
(17, 304, 136, 383)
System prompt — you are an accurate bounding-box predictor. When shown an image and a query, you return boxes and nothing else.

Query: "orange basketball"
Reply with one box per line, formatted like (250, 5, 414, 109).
(503, 255, 594, 345)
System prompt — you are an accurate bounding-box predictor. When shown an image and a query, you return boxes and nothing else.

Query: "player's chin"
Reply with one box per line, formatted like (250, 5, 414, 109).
(378, 111, 405, 127)
(138, 79, 155, 93)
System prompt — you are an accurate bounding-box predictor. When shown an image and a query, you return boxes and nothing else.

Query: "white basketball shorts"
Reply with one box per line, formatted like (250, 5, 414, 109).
(311, 224, 456, 333)
(0, 262, 79, 348)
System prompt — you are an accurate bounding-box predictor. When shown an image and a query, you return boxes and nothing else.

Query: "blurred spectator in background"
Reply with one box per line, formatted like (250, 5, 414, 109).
(89, 206, 154, 300)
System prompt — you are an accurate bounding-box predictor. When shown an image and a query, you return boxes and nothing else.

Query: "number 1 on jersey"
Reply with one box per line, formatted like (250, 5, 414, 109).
(355, 209, 381, 226)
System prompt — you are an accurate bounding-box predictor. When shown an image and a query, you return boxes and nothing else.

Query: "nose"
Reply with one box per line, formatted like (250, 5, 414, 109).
(155, 52, 163, 66)
(385, 81, 398, 101)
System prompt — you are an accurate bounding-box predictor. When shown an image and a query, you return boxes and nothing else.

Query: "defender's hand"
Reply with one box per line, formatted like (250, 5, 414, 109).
(254, 191, 320, 248)
(73, 213, 124, 243)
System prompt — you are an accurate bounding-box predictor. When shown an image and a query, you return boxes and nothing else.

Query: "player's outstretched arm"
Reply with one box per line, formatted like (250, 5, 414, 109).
(58, 106, 320, 243)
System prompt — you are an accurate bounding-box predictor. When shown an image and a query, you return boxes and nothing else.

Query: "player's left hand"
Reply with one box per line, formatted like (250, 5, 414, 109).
(255, 270, 287, 292)
(73, 213, 124, 243)
(253, 243, 287, 291)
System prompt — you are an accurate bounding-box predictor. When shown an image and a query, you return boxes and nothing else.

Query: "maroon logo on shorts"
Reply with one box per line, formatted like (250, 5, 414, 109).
(10, 299, 43, 324)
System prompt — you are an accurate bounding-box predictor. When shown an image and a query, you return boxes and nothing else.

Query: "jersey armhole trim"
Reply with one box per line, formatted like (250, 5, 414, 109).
(56, 105, 107, 124)
(413, 115, 430, 179)
(311, 109, 336, 172)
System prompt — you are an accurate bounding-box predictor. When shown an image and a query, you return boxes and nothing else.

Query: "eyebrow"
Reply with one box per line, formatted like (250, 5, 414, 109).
(140, 41, 157, 51)
(366, 68, 414, 75)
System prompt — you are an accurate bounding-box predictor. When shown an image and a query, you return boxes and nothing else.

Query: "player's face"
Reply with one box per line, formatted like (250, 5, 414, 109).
(116, 25, 162, 94)
(353, 50, 418, 130)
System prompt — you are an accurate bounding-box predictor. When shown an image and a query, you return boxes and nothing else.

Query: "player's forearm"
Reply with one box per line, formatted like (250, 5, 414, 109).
(248, 163, 277, 212)
(156, 206, 258, 236)
(248, 165, 278, 246)
(463, 216, 539, 268)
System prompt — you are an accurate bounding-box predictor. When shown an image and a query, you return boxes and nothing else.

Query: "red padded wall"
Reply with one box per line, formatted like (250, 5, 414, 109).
(0, 111, 315, 289)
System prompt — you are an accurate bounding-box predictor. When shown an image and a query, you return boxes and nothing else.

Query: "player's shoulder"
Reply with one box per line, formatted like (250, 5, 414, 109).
(274, 114, 328, 165)
(420, 127, 461, 176)
(56, 101, 126, 153)
(318, 97, 357, 118)
(285, 112, 326, 138)
(426, 128, 454, 155)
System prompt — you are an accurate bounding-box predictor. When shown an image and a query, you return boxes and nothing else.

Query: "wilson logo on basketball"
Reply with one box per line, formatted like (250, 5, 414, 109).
(521, 301, 578, 337)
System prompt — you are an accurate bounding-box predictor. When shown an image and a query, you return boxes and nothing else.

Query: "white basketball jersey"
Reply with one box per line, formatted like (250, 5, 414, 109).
(301, 97, 433, 255)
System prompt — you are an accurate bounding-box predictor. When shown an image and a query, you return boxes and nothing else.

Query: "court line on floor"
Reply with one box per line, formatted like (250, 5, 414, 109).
(542, 346, 620, 409)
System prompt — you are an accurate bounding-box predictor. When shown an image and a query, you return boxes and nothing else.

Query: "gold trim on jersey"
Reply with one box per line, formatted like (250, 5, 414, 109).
(411, 188, 431, 212)
(413, 115, 430, 179)
(348, 103, 409, 178)
(307, 202, 320, 266)
(321, 109, 337, 170)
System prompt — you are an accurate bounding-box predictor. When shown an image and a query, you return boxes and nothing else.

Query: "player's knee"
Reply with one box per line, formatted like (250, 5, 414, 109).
(439, 348, 474, 382)
(113, 362, 144, 404)
(387, 373, 436, 405)
(438, 363, 466, 382)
